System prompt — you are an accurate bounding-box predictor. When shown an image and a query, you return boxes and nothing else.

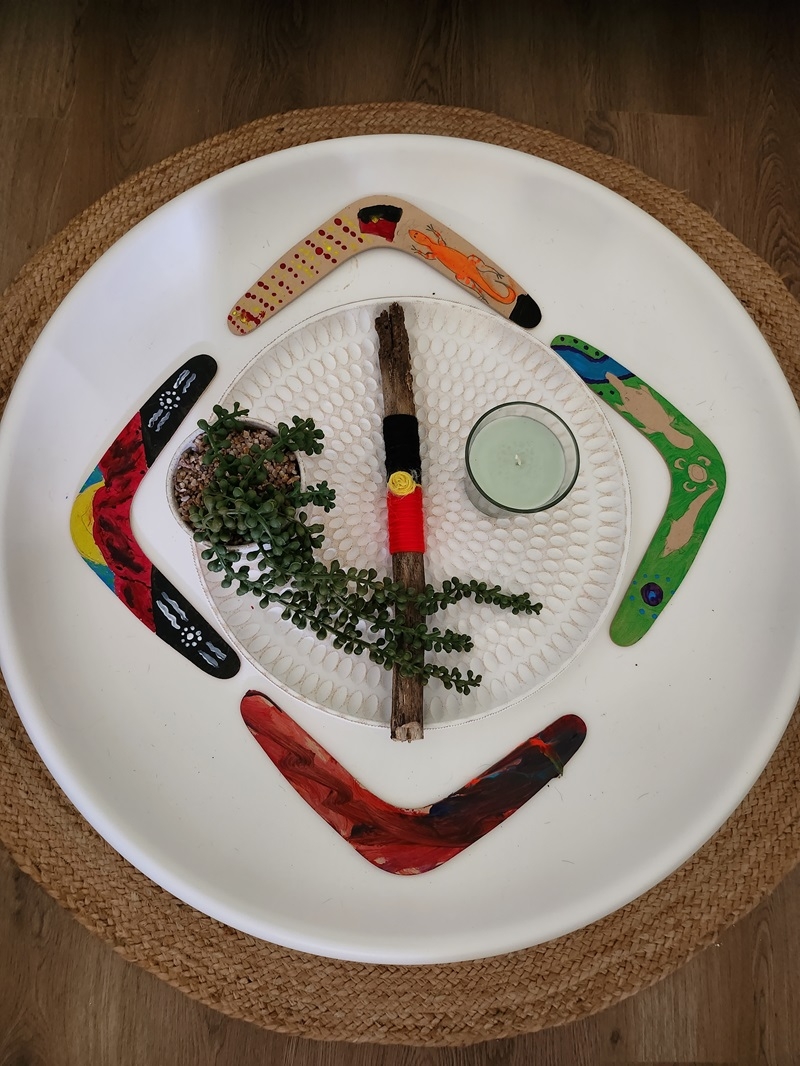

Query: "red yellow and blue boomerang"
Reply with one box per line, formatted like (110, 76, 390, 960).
(70, 355, 240, 678)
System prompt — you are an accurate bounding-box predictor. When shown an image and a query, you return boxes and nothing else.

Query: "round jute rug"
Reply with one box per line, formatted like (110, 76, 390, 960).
(1, 103, 799, 1046)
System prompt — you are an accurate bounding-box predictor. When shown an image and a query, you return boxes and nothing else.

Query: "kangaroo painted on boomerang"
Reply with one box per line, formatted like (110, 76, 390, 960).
(550, 335, 726, 647)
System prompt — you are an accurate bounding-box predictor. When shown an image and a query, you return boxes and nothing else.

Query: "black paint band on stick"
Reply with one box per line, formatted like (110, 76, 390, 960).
(383, 414, 421, 478)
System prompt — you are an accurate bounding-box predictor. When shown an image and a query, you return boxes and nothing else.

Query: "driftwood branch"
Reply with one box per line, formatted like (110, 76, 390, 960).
(376, 303, 425, 742)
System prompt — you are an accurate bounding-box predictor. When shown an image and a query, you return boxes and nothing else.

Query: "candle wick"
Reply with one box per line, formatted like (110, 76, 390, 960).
(514, 453, 522, 466)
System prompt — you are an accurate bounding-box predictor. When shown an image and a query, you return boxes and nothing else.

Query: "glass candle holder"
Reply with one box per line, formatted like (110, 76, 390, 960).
(465, 402, 580, 518)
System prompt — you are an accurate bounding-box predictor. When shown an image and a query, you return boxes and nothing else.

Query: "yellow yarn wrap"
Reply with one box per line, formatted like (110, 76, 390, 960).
(387, 471, 418, 497)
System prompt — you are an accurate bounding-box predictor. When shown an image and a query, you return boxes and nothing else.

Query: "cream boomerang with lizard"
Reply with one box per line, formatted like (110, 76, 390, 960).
(227, 197, 541, 335)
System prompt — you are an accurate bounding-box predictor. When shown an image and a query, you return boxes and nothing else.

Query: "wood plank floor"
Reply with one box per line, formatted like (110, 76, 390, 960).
(1, 2, 799, 1062)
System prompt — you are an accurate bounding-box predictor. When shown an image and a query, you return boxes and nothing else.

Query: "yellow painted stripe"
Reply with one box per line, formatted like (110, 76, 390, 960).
(70, 481, 106, 566)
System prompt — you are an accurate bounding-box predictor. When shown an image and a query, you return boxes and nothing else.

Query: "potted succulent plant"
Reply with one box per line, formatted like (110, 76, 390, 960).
(170, 404, 323, 548)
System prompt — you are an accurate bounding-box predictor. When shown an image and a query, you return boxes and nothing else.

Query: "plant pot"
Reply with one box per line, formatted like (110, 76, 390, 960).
(167, 417, 306, 552)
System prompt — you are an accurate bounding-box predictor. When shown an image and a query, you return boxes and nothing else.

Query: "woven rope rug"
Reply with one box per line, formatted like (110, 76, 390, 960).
(1, 103, 799, 1046)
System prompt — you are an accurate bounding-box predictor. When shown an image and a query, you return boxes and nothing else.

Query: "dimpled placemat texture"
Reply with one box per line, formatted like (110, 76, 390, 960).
(1, 103, 800, 1046)
(202, 298, 629, 726)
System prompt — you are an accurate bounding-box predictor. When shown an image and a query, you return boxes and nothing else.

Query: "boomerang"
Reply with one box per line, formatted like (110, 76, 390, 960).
(551, 335, 726, 646)
(227, 196, 541, 336)
(241, 690, 586, 874)
(70, 356, 240, 677)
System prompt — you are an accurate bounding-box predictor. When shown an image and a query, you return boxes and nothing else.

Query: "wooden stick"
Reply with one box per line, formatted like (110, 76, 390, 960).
(375, 304, 425, 742)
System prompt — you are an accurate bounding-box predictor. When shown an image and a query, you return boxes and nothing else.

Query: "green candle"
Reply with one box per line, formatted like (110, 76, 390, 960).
(465, 403, 579, 517)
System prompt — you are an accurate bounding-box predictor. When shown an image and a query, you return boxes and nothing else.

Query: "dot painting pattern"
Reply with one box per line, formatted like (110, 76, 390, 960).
(227, 196, 541, 336)
(228, 212, 372, 334)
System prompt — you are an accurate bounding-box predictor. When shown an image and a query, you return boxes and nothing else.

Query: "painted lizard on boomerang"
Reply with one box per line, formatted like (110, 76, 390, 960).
(408, 225, 517, 306)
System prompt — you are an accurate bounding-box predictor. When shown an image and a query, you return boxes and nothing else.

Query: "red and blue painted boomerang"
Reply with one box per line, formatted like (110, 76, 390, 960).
(70, 356, 240, 678)
(241, 690, 587, 874)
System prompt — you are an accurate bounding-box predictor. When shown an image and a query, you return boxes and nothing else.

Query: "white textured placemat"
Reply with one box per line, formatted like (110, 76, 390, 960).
(196, 297, 630, 726)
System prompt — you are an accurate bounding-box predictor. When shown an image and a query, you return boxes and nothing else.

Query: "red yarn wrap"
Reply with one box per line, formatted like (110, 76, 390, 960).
(386, 487, 425, 554)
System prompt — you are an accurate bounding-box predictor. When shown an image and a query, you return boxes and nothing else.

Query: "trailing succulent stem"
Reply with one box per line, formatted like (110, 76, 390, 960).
(189, 404, 542, 694)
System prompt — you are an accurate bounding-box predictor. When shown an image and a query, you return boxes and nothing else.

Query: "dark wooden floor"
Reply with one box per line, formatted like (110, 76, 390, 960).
(1, 2, 799, 1062)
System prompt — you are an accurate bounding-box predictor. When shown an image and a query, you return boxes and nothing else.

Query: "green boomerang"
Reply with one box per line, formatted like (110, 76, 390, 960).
(550, 335, 726, 646)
